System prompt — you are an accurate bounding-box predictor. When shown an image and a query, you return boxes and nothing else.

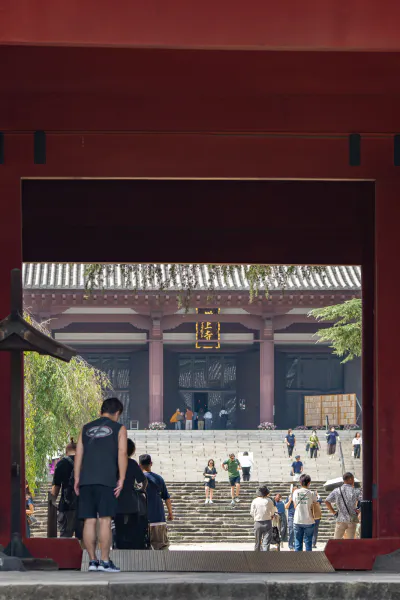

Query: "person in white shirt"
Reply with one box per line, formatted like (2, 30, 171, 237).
(240, 451, 253, 482)
(219, 408, 228, 429)
(250, 485, 277, 551)
(204, 410, 213, 430)
(352, 432, 362, 459)
(293, 473, 317, 551)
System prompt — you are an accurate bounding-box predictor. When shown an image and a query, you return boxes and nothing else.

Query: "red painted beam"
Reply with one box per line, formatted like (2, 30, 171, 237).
(2, 48, 400, 133)
(1, 0, 400, 51)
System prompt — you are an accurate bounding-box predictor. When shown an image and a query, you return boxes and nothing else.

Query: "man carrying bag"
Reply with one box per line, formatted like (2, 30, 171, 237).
(325, 472, 361, 540)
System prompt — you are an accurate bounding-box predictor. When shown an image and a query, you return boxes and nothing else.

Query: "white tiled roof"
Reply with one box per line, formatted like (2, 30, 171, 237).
(22, 264, 361, 292)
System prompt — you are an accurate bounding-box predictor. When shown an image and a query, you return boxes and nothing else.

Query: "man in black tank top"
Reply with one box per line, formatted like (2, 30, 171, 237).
(74, 397, 128, 573)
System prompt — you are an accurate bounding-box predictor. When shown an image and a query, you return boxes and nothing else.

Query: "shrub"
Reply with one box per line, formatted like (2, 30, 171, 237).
(258, 422, 277, 430)
(148, 421, 167, 430)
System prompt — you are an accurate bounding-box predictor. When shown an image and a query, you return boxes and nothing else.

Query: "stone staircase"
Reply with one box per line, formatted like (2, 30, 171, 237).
(127, 429, 363, 483)
(30, 430, 362, 543)
(31, 481, 336, 543)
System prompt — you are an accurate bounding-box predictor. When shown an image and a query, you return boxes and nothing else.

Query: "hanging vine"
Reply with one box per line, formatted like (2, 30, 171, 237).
(84, 264, 326, 310)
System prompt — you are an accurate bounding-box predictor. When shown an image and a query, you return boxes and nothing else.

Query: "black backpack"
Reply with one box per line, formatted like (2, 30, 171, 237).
(62, 456, 78, 511)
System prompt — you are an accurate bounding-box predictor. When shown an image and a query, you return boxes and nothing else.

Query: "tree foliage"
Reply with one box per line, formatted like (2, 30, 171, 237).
(309, 298, 362, 363)
(84, 264, 326, 309)
(24, 316, 109, 491)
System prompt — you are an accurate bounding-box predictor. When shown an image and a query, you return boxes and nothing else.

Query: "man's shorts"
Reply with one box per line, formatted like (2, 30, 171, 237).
(150, 523, 170, 550)
(78, 484, 117, 519)
(229, 475, 241, 486)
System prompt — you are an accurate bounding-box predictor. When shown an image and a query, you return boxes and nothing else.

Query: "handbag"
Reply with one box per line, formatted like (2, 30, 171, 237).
(339, 487, 359, 524)
(311, 500, 322, 520)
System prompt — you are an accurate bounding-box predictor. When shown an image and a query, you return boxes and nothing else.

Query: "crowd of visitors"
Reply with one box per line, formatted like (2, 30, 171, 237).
(46, 402, 363, 566)
(49, 397, 173, 573)
(250, 471, 360, 552)
(285, 427, 362, 461)
(169, 407, 230, 430)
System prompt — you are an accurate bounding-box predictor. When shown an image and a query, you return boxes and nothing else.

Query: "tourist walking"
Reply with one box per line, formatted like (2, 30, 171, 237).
(204, 409, 213, 430)
(74, 397, 128, 573)
(285, 488, 296, 550)
(192, 410, 198, 430)
(51, 438, 82, 539)
(352, 432, 362, 459)
(325, 472, 361, 540)
(285, 429, 296, 458)
(115, 439, 148, 549)
(293, 474, 317, 551)
(312, 492, 323, 548)
(198, 409, 205, 430)
(291, 455, 304, 481)
(203, 459, 217, 504)
(274, 493, 287, 543)
(219, 407, 229, 429)
(326, 426, 339, 458)
(139, 454, 173, 550)
(309, 430, 320, 459)
(26, 492, 35, 538)
(250, 485, 277, 551)
(240, 451, 253, 482)
(185, 407, 194, 430)
(170, 408, 183, 430)
(222, 453, 242, 506)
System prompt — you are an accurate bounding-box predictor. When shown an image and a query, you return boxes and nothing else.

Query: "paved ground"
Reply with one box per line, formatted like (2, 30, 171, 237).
(0, 570, 399, 600)
(170, 542, 327, 551)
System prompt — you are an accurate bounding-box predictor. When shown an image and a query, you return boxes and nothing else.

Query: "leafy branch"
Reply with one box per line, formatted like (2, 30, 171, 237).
(84, 264, 326, 309)
(309, 298, 362, 363)
(24, 314, 110, 491)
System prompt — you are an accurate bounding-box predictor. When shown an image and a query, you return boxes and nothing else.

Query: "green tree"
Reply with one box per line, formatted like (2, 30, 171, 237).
(24, 316, 109, 491)
(309, 298, 362, 363)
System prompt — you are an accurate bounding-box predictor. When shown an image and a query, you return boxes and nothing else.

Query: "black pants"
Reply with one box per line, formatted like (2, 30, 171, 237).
(58, 510, 83, 539)
(288, 445, 294, 457)
(242, 467, 251, 481)
(114, 513, 148, 549)
(310, 447, 318, 458)
(354, 445, 361, 459)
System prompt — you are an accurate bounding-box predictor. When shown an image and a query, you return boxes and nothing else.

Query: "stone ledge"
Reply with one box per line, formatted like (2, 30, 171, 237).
(0, 573, 397, 600)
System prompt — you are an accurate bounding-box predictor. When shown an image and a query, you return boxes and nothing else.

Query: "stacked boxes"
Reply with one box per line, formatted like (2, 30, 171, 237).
(304, 394, 356, 427)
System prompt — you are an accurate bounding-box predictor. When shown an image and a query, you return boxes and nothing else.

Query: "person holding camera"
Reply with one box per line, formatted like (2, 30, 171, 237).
(325, 472, 361, 540)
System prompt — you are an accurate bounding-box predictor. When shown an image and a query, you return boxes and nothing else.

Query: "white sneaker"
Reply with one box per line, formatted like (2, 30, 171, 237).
(235, 497, 240, 503)
(209, 500, 213, 504)
(231, 500, 235, 506)
(205, 499, 209, 504)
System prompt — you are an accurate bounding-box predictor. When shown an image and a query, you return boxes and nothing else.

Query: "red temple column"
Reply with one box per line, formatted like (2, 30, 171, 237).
(0, 172, 23, 544)
(374, 179, 400, 538)
(149, 317, 164, 424)
(260, 319, 274, 424)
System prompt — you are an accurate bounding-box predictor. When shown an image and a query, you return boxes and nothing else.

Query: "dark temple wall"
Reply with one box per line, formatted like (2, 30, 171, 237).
(236, 349, 260, 429)
(129, 350, 150, 428)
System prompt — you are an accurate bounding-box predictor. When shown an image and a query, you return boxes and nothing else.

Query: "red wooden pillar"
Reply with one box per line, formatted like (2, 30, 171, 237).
(0, 170, 23, 544)
(260, 319, 274, 424)
(149, 317, 164, 424)
(374, 179, 400, 537)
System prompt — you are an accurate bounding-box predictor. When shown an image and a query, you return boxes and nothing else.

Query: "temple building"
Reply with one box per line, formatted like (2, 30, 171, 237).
(23, 264, 361, 430)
